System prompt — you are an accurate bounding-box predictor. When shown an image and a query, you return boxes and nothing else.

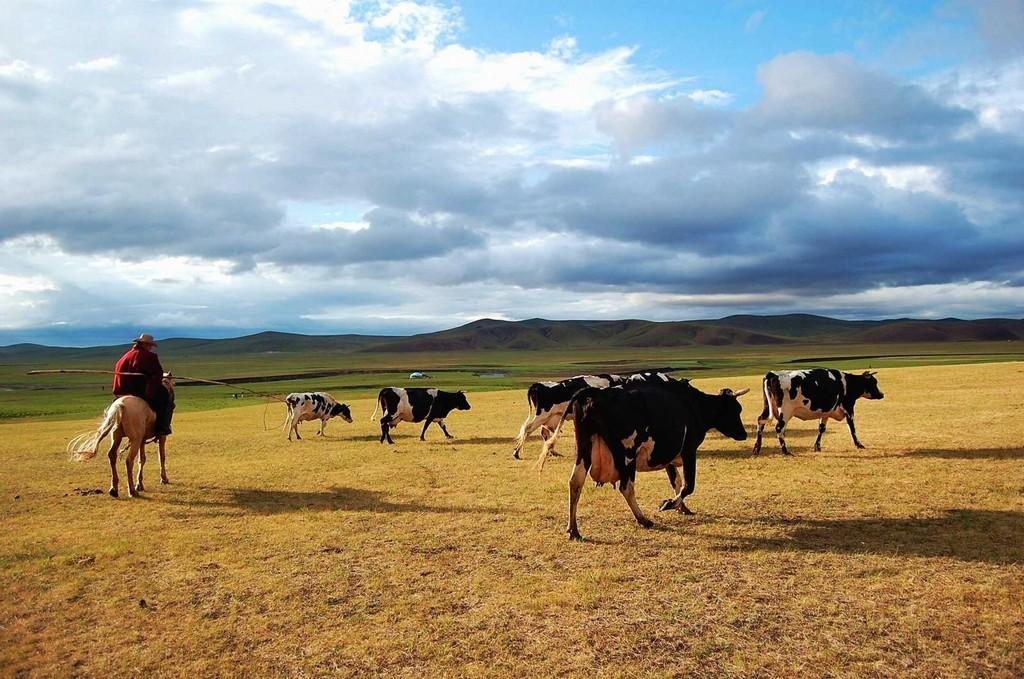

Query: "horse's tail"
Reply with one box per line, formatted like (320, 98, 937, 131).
(536, 387, 593, 471)
(67, 400, 123, 461)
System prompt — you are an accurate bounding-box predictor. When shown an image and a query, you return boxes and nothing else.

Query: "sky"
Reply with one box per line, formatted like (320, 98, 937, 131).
(1, 0, 1023, 345)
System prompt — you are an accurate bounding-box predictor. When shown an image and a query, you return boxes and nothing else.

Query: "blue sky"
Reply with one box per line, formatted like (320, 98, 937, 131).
(1, 0, 1023, 345)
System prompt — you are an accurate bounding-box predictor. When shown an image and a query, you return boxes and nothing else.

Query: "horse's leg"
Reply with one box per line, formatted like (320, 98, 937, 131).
(125, 439, 140, 497)
(158, 436, 169, 484)
(107, 435, 122, 498)
(136, 441, 146, 492)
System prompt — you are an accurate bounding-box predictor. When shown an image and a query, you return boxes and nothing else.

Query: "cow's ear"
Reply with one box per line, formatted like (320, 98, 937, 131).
(863, 370, 877, 376)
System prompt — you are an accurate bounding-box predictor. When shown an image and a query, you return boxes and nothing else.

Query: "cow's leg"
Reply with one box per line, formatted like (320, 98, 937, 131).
(542, 425, 564, 457)
(753, 410, 770, 455)
(566, 459, 587, 541)
(776, 416, 791, 455)
(659, 465, 684, 511)
(846, 413, 865, 449)
(125, 440, 140, 498)
(676, 448, 697, 514)
(318, 418, 327, 436)
(813, 418, 827, 452)
(419, 418, 432, 441)
(619, 477, 654, 528)
(136, 442, 146, 493)
(380, 416, 395, 445)
(158, 436, 169, 484)
(107, 435, 122, 498)
(437, 420, 454, 439)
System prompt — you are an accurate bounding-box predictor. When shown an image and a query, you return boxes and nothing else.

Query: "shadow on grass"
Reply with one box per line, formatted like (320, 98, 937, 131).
(902, 447, 1024, 460)
(165, 485, 501, 516)
(717, 509, 1024, 565)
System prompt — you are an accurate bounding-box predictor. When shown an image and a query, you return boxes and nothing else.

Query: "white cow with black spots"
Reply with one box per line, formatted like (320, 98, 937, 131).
(284, 392, 353, 441)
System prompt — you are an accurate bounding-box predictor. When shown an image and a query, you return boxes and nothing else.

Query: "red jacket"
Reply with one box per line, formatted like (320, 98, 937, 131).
(112, 346, 165, 400)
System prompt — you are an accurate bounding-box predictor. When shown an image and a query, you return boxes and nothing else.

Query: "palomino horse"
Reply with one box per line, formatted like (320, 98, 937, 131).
(68, 374, 175, 498)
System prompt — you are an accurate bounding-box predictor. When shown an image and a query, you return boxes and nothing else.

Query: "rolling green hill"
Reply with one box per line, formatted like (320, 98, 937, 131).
(2, 315, 1023, 361)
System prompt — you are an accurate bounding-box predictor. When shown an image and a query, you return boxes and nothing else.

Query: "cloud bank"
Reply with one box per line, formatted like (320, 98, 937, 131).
(1, 0, 1022, 342)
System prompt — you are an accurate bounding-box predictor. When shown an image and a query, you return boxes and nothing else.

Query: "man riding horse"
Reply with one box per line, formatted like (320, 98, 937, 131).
(113, 333, 174, 436)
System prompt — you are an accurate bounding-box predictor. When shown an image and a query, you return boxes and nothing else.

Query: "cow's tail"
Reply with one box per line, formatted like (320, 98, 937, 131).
(280, 402, 293, 431)
(67, 401, 123, 461)
(369, 390, 383, 421)
(536, 387, 592, 471)
(761, 372, 777, 420)
(513, 385, 539, 452)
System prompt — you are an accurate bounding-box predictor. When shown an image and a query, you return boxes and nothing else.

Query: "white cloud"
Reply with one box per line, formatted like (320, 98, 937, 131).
(745, 9, 767, 33)
(0, 59, 51, 81)
(69, 56, 122, 72)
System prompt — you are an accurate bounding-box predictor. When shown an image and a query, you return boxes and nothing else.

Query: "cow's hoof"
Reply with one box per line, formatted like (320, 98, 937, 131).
(445, 435, 454, 439)
(781, 449, 792, 456)
(108, 488, 118, 498)
(856, 443, 866, 449)
(658, 499, 676, 511)
(678, 503, 694, 515)
(128, 489, 139, 498)
(512, 451, 520, 460)
(161, 477, 169, 485)
(638, 517, 654, 528)
(567, 528, 583, 541)
(751, 447, 761, 456)
(136, 483, 145, 492)
(813, 446, 821, 452)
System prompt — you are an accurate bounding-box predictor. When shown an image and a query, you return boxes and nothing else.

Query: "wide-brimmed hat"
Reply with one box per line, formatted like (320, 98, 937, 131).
(131, 333, 158, 347)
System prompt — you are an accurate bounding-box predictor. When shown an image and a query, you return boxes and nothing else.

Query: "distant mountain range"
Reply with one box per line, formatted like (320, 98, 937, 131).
(2, 314, 1022, 360)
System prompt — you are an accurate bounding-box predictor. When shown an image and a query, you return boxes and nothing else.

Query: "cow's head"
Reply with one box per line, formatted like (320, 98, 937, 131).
(331, 402, 353, 422)
(715, 387, 750, 440)
(861, 371, 884, 400)
(454, 390, 471, 410)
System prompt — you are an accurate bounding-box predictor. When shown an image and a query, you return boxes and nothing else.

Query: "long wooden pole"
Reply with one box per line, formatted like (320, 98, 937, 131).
(26, 369, 286, 402)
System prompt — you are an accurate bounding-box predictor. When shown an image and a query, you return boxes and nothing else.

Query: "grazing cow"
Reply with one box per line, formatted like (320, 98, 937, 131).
(538, 380, 749, 540)
(284, 392, 353, 441)
(370, 387, 471, 444)
(511, 372, 675, 459)
(752, 369, 884, 455)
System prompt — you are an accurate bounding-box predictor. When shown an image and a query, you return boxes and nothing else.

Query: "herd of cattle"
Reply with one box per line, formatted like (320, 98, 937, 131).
(281, 368, 884, 539)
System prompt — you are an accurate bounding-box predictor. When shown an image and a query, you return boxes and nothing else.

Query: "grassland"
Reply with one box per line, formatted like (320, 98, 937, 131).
(3, 340, 1023, 421)
(1, 361, 1022, 677)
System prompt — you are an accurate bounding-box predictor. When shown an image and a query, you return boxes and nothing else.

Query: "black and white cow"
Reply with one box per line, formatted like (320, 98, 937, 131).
(537, 380, 749, 540)
(284, 392, 353, 441)
(370, 387, 472, 444)
(752, 369, 884, 455)
(511, 374, 624, 459)
(511, 372, 675, 459)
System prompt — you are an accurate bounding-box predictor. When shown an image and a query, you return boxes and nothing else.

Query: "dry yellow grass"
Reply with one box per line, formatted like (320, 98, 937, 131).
(1, 362, 1023, 677)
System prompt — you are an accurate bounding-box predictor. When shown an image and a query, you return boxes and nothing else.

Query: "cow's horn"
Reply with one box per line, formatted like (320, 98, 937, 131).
(732, 387, 750, 397)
